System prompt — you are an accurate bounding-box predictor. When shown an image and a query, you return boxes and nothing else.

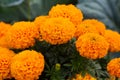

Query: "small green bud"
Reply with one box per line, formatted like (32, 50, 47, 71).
(55, 63, 61, 71)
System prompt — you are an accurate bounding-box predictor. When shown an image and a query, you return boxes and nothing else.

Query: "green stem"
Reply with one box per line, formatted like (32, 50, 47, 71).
(27, 0, 31, 21)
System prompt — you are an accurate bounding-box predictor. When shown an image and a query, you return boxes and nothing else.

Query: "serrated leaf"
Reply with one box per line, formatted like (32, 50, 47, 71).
(88, 69, 96, 78)
(0, 0, 24, 7)
(94, 63, 101, 69)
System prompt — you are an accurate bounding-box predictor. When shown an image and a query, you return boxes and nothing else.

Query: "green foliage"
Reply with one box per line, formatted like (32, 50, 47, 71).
(0, 0, 23, 7)
(0, 0, 77, 23)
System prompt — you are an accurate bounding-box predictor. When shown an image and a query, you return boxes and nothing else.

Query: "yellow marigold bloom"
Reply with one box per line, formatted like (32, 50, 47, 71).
(34, 15, 49, 41)
(11, 50, 45, 80)
(107, 58, 120, 78)
(104, 30, 120, 52)
(0, 47, 15, 79)
(6, 21, 39, 49)
(75, 19, 106, 38)
(76, 33, 109, 59)
(73, 73, 96, 80)
(82, 19, 106, 35)
(49, 4, 83, 26)
(40, 17, 76, 45)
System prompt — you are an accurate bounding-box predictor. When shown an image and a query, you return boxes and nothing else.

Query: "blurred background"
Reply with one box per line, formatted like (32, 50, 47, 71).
(0, 0, 77, 23)
(0, 0, 120, 31)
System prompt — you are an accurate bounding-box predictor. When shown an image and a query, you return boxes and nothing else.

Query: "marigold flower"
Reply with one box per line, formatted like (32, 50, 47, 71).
(34, 15, 49, 41)
(76, 33, 109, 59)
(40, 17, 76, 45)
(82, 19, 106, 35)
(0, 47, 15, 79)
(34, 15, 49, 28)
(75, 19, 106, 38)
(75, 22, 99, 38)
(11, 50, 45, 80)
(49, 4, 83, 26)
(0, 22, 11, 37)
(74, 74, 96, 80)
(104, 30, 120, 52)
(5, 21, 39, 49)
(0, 22, 11, 48)
(107, 58, 120, 78)
(0, 37, 9, 48)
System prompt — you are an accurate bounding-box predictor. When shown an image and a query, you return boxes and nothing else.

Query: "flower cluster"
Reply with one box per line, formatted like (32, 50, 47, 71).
(0, 3, 120, 80)
(0, 47, 15, 79)
(11, 50, 45, 80)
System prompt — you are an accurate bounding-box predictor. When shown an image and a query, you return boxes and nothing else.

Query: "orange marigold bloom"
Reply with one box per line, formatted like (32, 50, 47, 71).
(40, 17, 76, 45)
(11, 50, 45, 80)
(76, 33, 109, 59)
(75, 19, 106, 38)
(49, 4, 83, 26)
(5, 21, 39, 49)
(73, 74, 96, 80)
(0, 22, 11, 48)
(82, 19, 106, 35)
(34, 15, 49, 41)
(107, 58, 120, 78)
(34, 15, 49, 29)
(75, 22, 99, 38)
(104, 30, 120, 52)
(0, 37, 9, 48)
(0, 22, 11, 37)
(0, 47, 15, 79)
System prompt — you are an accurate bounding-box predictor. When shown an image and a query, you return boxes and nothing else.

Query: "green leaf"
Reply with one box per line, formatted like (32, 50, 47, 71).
(0, 6, 25, 23)
(0, 0, 77, 22)
(0, 0, 24, 7)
